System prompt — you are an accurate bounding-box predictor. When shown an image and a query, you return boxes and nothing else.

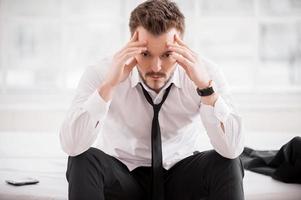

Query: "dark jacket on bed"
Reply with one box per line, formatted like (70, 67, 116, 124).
(240, 136, 301, 183)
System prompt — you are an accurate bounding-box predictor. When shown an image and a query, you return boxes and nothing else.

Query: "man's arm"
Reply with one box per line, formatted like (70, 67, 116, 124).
(169, 35, 244, 159)
(60, 31, 146, 156)
(59, 62, 111, 156)
(199, 91, 244, 159)
(197, 90, 226, 132)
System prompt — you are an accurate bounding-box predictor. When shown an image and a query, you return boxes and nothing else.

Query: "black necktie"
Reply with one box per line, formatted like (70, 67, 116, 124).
(139, 83, 173, 200)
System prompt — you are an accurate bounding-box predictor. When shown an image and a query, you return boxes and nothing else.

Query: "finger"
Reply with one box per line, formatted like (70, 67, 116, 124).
(174, 34, 187, 47)
(115, 31, 139, 55)
(174, 34, 196, 55)
(120, 47, 146, 58)
(130, 31, 138, 42)
(174, 35, 193, 52)
(170, 52, 193, 70)
(124, 57, 137, 73)
(118, 40, 147, 54)
(119, 46, 146, 56)
(168, 45, 196, 63)
(168, 42, 196, 56)
(120, 49, 143, 63)
(127, 41, 147, 48)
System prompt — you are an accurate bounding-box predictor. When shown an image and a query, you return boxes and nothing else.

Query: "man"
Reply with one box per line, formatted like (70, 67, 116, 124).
(60, 0, 245, 199)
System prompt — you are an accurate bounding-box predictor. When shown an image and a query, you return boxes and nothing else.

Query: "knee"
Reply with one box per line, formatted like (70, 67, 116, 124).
(290, 136, 301, 148)
(207, 150, 244, 177)
(68, 148, 97, 166)
(66, 148, 107, 178)
(67, 148, 92, 176)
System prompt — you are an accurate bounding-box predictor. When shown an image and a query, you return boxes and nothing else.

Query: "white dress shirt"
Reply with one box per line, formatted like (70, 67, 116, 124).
(60, 56, 244, 171)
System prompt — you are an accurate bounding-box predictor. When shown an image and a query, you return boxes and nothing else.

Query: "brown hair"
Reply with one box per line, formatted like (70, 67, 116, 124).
(129, 0, 185, 36)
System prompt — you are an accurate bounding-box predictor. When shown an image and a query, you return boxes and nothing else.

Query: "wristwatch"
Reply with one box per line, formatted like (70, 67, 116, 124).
(196, 80, 214, 96)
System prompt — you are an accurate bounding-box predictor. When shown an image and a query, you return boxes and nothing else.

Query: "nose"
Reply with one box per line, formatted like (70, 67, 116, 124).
(151, 57, 162, 72)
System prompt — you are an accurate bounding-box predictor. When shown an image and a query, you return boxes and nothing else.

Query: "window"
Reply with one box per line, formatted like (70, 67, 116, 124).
(0, 0, 300, 95)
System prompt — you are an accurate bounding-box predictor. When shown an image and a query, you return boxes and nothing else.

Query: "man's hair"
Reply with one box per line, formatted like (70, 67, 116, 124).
(129, 0, 185, 36)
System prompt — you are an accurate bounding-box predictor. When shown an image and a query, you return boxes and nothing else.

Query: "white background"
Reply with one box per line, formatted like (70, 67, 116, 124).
(0, 0, 301, 134)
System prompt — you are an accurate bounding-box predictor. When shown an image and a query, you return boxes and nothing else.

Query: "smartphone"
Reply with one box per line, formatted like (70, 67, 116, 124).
(6, 178, 39, 186)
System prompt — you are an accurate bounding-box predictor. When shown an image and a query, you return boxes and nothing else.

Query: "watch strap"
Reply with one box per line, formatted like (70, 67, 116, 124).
(196, 80, 214, 96)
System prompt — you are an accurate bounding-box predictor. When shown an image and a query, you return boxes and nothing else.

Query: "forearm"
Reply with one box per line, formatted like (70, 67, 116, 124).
(60, 90, 111, 156)
(60, 107, 101, 156)
(200, 93, 225, 132)
(203, 114, 243, 159)
(98, 82, 116, 102)
(200, 97, 244, 159)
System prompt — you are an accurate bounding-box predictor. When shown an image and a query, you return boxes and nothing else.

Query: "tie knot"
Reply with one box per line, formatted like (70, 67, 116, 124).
(139, 83, 173, 109)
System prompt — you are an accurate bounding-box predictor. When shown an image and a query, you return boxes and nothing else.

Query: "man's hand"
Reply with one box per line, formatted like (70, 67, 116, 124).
(99, 31, 147, 101)
(168, 35, 218, 106)
(104, 31, 147, 87)
(168, 35, 211, 89)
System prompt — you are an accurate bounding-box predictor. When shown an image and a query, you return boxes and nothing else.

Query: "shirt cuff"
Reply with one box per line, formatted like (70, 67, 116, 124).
(214, 96, 231, 123)
(83, 90, 111, 120)
(200, 96, 231, 124)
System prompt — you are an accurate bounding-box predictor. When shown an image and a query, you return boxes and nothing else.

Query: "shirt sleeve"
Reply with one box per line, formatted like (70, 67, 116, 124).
(188, 57, 244, 159)
(59, 57, 111, 156)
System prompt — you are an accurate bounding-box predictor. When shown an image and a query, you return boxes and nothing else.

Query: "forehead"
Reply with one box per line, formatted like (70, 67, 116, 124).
(137, 26, 179, 54)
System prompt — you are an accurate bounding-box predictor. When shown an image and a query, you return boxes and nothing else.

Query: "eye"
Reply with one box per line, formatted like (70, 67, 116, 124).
(162, 52, 171, 58)
(141, 52, 149, 57)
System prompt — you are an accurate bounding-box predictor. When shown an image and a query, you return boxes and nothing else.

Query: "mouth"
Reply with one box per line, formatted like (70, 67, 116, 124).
(150, 75, 163, 80)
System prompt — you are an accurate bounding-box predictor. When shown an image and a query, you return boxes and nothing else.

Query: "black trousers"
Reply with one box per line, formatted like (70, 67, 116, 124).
(66, 148, 245, 200)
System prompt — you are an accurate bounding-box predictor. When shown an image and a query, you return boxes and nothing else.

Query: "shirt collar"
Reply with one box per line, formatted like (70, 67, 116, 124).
(130, 64, 182, 89)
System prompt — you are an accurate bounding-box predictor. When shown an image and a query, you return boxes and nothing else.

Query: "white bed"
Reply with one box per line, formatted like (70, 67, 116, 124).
(0, 132, 300, 200)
